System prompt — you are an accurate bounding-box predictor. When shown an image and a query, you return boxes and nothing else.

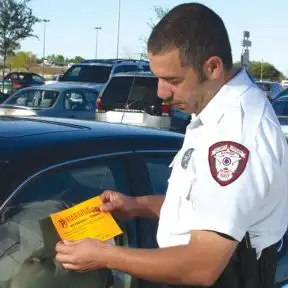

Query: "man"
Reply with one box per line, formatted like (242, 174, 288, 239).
(55, 3, 288, 287)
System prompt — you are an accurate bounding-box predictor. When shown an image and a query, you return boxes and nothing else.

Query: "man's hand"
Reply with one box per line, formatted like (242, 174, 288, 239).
(99, 190, 165, 220)
(55, 239, 112, 272)
(99, 190, 139, 220)
(55, 231, 237, 286)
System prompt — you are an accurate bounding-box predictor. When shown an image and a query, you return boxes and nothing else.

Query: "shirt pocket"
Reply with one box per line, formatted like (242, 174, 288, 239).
(168, 167, 196, 235)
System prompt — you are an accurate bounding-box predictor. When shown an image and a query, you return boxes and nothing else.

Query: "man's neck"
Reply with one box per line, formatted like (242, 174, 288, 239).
(198, 67, 238, 114)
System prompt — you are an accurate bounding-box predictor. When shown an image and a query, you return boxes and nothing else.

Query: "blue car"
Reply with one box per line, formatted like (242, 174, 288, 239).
(0, 116, 286, 287)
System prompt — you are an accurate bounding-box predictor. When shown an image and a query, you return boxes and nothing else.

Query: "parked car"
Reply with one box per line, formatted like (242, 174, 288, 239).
(0, 83, 102, 120)
(0, 116, 182, 288)
(0, 79, 13, 96)
(272, 91, 288, 116)
(3, 72, 45, 93)
(60, 59, 150, 85)
(256, 80, 284, 101)
(45, 73, 63, 85)
(95, 71, 191, 132)
(0, 116, 286, 287)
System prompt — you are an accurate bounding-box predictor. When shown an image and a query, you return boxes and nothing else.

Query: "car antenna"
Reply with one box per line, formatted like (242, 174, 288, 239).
(120, 53, 145, 124)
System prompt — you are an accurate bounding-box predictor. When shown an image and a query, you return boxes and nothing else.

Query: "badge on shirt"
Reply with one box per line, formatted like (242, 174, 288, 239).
(208, 141, 249, 186)
(181, 148, 194, 169)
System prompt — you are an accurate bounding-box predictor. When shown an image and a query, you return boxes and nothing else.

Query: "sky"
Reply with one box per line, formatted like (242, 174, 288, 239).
(21, 0, 288, 75)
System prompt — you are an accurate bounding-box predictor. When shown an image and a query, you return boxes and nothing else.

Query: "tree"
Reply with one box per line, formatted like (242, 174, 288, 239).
(8, 51, 37, 71)
(0, 0, 39, 78)
(147, 6, 170, 30)
(70, 56, 84, 63)
(140, 6, 169, 56)
(55, 55, 65, 66)
(234, 61, 285, 81)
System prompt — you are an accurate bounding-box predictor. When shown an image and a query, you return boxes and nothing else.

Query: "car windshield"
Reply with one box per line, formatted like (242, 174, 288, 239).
(101, 76, 159, 104)
(4, 89, 60, 108)
(61, 65, 112, 83)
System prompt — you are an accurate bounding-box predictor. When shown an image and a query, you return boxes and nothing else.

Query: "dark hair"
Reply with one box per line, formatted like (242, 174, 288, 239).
(147, 3, 233, 80)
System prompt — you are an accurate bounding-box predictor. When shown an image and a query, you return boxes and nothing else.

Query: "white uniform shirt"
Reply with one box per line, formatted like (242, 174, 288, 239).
(157, 69, 288, 258)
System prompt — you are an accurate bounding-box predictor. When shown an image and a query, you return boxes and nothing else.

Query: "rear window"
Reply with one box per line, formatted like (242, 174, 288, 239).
(257, 83, 271, 92)
(5, 89, 59, 108)
(61, 65, 112, 83)
(101, 76, 158, 105)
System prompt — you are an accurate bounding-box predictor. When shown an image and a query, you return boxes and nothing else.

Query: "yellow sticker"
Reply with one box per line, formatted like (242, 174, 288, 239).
(50, 196, 123, 242)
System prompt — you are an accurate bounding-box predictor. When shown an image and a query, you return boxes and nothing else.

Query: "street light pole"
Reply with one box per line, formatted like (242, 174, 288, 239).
(116, 0, 121, 59)
(260, 59, 263, 81)
(42, 19, 50, 77)
(94, 27, 102, 59)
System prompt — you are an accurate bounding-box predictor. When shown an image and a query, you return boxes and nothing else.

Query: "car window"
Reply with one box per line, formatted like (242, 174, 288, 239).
(143, 154, 174, 194)
(62, 66, 112, 83)
(113, 66, 124, 74)
(122, 65, 138, 73)
(0, 158, 133, 288)
(61, 66, 81, 81)
(141, 65, 150, 72)
(101, 76, 159, 107)
(273, 99, 288, 116)
(64, 91, 91, 111)
(32, 75, 45, 83)
(83, 91, 99, 107)
(5, 89, 59, 108)
(257, 82, 271, 92)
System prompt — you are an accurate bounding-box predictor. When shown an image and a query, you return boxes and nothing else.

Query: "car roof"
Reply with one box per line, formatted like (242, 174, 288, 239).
(0, 116, 182, 172)
(256, 80, 279, 84)
(112, 71, 155, 78)
(80, 59, 149, 65)
(14, 82, 104, 92)
(71, 63, 114, 67)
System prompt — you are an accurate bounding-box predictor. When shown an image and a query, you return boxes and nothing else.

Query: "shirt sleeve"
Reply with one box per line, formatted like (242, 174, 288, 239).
(186, 130, 281, 242)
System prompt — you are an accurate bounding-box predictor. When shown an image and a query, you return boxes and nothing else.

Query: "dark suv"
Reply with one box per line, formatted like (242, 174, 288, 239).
(60, 59, 150, 86)
(95, 72, 191, 132)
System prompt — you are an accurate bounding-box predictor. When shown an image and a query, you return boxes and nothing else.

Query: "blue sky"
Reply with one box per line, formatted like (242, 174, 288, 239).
(21, 0, 288, 75)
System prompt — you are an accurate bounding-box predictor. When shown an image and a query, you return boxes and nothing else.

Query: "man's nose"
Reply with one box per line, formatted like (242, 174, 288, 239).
(157, 80, 173, 99)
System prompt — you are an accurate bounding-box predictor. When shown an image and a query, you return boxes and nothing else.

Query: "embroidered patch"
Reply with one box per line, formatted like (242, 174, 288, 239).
(208, 141, 249, 186)
(181, 148, 194, 169)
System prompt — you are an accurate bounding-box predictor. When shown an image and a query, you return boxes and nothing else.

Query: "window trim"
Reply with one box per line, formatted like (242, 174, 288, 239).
(0, 151, 134, 212)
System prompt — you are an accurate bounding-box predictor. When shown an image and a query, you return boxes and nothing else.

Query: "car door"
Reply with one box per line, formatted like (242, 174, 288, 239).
(62, 90, 94, 119)
(130, 151, 176, 288)
(0, 155, 138, 288)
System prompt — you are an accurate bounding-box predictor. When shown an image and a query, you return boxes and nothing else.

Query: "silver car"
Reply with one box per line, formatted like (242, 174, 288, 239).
(0, 83, 104, 120)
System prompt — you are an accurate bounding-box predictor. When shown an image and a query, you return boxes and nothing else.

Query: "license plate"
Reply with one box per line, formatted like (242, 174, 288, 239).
(122, 113, 143, 124)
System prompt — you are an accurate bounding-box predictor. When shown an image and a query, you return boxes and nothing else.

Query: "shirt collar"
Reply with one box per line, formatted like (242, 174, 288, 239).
(191, 68, 253, 127)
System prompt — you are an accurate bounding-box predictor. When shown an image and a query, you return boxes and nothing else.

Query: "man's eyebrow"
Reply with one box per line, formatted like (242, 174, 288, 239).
(160, 76, 179, 81)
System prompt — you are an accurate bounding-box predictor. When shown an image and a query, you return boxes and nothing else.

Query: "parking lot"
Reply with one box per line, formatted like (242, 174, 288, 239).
(1, 1, 288, 287)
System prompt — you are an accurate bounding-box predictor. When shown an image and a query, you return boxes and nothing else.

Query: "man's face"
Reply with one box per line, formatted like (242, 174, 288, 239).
(148, 49, 212, 115)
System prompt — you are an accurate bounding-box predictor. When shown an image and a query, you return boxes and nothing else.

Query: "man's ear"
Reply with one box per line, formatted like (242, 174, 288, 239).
(203, 56, 224, 80)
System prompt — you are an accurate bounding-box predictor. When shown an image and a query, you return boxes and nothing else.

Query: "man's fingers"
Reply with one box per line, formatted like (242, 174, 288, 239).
(99, 199, 122, 212)
(56, 253, 76, 264)
(55, 241, 76, 253)
(99, 190, 113, 203)
(62, 263, 81, 271)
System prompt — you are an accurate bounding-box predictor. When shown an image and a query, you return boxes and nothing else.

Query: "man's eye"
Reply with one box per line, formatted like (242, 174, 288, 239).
(169, 79, 182, 85)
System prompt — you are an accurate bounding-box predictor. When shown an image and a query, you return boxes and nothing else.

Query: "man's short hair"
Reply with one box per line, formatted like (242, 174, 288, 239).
(147, 3, 233, 79)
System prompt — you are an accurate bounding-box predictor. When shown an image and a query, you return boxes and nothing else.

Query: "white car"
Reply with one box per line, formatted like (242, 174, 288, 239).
(45, 74, 63, 85)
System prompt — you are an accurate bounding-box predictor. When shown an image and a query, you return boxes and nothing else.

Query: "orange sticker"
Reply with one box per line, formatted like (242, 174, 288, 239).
(50, 196, 122, 242)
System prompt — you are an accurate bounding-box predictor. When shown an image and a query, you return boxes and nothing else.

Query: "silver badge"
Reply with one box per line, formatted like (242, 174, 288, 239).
(181, 148, 194, 169)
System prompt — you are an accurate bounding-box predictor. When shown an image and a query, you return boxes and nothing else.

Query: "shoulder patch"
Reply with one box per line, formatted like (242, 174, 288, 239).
(208, 141, 249, 186)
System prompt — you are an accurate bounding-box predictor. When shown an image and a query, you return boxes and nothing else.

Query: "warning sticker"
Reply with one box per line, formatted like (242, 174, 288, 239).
(50, 196, 122, 242)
